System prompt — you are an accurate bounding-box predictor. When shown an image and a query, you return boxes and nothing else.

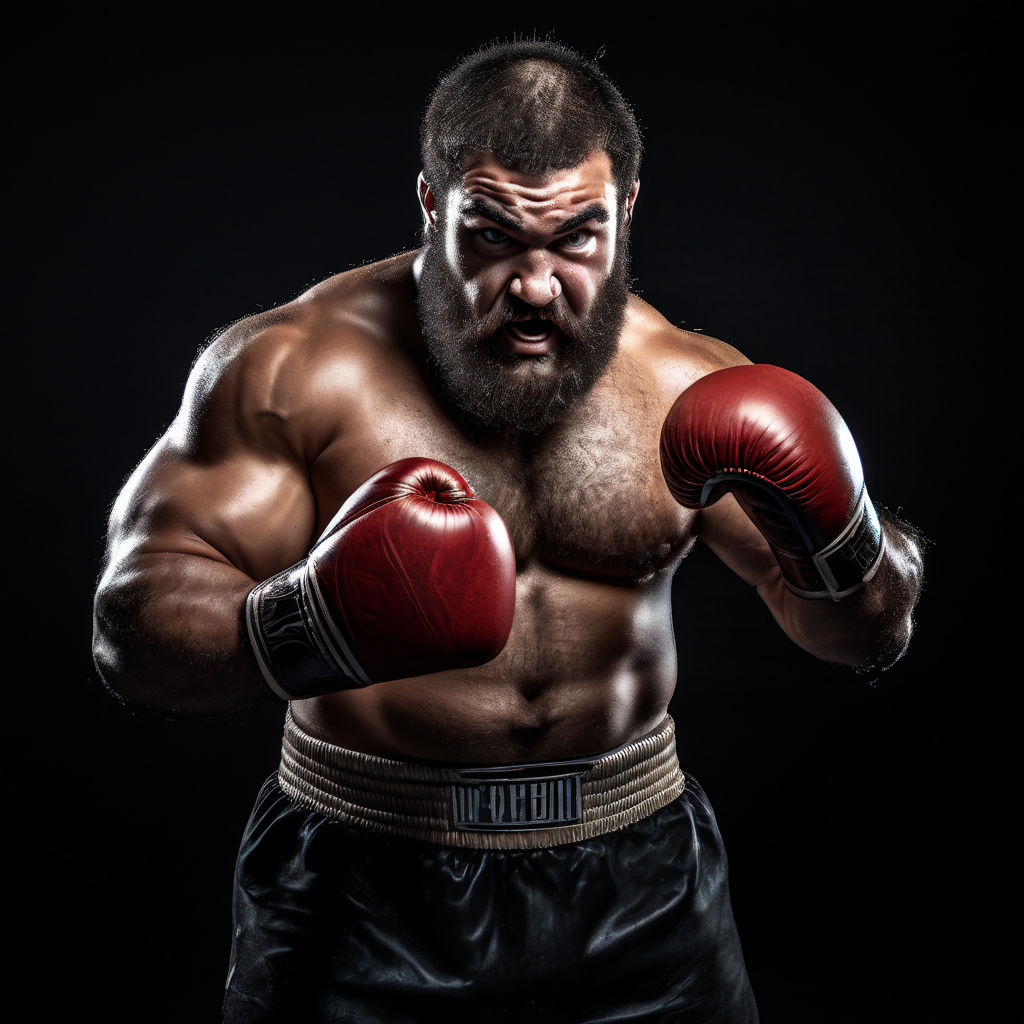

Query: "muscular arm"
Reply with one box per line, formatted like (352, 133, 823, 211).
(696, 492, 924, 671)
(92, 321, 321, 711)
(653, 332, 925, 673)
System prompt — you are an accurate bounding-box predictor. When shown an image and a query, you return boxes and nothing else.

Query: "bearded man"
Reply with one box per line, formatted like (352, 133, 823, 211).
(92, 38, 924, 1024)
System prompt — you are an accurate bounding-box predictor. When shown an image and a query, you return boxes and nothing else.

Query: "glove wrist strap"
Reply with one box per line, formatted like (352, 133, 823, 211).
(246, 561, 371, 700)
(784, 488, 886, 601)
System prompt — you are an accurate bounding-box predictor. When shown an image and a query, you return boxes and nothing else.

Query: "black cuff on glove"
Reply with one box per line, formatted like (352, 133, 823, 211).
(245, 562, 371, 700)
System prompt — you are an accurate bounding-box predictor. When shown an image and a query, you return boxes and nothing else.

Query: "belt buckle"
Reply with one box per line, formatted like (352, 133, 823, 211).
(450, 763, 586, 833)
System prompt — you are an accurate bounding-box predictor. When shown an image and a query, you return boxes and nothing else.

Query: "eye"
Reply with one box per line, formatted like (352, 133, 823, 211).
(479, 228, 509, 244)
(561, 230, 591, 249)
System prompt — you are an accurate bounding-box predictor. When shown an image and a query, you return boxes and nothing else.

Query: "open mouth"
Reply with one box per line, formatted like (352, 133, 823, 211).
(502, 318, 559, 354)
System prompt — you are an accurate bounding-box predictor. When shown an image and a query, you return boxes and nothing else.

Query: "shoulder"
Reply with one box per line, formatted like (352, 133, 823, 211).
(174, 252, 420, 462)
(621, 294, 751, 402)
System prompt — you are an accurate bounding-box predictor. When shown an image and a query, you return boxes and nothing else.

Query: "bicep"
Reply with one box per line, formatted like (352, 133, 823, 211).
(104, 432, 317, 588)
(137, 444, 311, 573)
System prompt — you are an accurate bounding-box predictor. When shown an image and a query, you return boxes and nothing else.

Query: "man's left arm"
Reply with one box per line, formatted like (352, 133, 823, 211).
(695, 492, 924, 670)
(660, 363, 925, 672)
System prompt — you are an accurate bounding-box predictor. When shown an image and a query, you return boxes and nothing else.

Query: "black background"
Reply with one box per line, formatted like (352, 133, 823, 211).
(11, 3, 1007, 1021)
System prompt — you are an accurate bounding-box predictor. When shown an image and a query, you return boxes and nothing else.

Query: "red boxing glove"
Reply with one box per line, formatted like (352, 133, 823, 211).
(660, 364, 886, 600)
(246, 458, 516, 699)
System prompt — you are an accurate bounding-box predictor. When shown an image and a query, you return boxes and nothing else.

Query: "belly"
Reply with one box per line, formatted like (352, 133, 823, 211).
(291, 563, 678, 763)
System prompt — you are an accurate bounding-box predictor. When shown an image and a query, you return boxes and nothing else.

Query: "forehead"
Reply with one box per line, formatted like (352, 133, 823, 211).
(454, 150, 617, 226)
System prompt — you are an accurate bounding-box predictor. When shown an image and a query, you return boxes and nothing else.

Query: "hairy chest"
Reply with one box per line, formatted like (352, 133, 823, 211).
(310, 357, 694, 582)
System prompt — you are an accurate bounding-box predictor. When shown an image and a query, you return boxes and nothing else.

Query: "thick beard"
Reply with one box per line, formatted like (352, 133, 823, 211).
(416, 236, 631, 434)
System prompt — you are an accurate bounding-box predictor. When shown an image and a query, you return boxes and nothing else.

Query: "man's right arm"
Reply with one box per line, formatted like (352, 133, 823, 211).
(92, 320, 321, 711)
(93, 316, 518, 712)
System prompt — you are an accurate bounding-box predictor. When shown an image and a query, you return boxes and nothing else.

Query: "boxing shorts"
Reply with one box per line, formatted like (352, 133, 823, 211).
(223, 709, 759, 1023)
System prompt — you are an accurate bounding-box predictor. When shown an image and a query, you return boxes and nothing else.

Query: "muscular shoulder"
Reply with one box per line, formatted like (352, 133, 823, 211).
(621, 294, 751, 402)
(174, 252, 420, 464)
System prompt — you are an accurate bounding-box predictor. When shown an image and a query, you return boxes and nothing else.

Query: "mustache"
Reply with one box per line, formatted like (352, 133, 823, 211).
(468, 295, 585, 346)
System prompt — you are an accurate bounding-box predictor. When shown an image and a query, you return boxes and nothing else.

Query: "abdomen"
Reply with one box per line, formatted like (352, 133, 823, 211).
(292, 563, 678, 763)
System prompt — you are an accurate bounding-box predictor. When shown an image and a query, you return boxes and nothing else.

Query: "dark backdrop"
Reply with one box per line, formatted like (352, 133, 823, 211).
(12, 3, 1007, 1021)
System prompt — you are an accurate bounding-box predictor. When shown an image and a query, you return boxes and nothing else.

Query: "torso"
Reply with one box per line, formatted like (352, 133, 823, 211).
(273, 251, 742, 762)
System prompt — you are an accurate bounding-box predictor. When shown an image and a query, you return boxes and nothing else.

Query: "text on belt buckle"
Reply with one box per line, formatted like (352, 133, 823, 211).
(451, 771, 584, 832)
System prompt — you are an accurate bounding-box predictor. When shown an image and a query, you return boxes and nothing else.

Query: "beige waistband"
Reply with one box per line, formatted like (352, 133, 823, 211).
(278, 708, 685, 850)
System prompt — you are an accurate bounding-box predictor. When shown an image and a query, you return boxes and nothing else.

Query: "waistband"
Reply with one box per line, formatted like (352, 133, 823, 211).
(278, 707, 686, 850)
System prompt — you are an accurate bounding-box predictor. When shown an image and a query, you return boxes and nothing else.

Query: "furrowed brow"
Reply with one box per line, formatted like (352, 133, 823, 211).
(461, 197, 610, 237)
(461, 198, 524, 233)
(552, 204, 610, 234)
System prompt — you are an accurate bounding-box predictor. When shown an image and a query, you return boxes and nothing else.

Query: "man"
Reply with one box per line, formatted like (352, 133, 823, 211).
(92, 39, 924, 1023)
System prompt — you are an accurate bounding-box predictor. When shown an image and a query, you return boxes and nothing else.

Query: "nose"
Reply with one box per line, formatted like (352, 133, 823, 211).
(507, 250, 562, 306)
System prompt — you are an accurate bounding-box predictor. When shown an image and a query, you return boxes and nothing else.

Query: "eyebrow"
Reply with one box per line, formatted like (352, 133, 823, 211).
(462, 197, 610, 236)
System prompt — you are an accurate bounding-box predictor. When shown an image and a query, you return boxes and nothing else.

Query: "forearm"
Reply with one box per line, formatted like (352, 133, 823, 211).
(762, 509, 925, 671)
(92, 551, 273, 711)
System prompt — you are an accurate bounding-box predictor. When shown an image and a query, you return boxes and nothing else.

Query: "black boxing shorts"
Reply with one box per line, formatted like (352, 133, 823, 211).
(223, 710, 759, 1023)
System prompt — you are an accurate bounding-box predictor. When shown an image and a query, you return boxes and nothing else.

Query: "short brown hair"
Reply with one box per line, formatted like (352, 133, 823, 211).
(421, 39, 642, 214)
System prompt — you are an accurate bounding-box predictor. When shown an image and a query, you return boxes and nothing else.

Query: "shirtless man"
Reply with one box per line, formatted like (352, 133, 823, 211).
(92, 39, 924, 1023)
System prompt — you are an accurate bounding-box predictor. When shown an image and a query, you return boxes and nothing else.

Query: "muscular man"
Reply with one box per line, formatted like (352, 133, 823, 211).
(92, 39, 924, 1023)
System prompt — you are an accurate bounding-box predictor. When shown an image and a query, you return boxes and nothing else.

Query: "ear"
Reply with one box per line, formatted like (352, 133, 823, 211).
(624, 178, 640, 226)
(417, 171, 438, 231)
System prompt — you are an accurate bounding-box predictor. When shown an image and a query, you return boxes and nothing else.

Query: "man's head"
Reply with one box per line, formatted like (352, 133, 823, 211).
(415, 39, 642, 434)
